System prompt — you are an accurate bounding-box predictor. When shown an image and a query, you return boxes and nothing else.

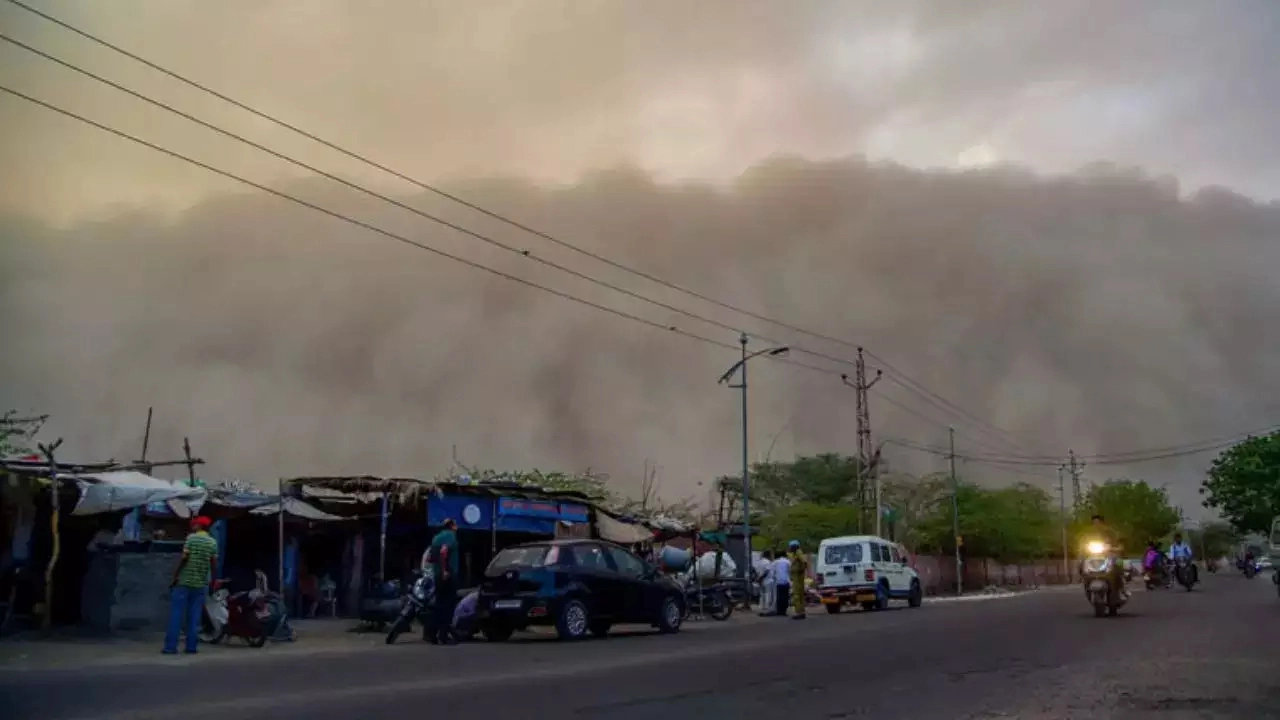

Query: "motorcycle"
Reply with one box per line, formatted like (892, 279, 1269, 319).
(1172, 557, 1197, 590)
(200, 579, 284, 648)
(385, 572, 433, 644)
(1081, 540, 1127, 618)
(1243, 555, 1259, 579)
(682, 579, 733, 621)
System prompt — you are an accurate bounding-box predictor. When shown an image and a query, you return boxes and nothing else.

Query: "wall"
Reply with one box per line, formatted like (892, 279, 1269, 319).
(910, 554, 1077, 596)
(81, 549, 182, 632)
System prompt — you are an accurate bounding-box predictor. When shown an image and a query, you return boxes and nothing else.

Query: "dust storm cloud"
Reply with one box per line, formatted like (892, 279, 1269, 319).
(1, 0, 1279, 511)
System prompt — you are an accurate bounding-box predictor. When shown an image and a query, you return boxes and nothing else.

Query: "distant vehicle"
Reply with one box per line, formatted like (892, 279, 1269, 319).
(813, 535, 923, 613)
(477, 540, 685, 641)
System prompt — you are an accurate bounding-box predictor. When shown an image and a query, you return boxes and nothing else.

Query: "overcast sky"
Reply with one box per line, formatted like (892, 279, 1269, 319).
(1, 1, 1278, 514)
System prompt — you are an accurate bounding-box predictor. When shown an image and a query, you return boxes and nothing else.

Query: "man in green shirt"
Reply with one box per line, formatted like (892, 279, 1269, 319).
(427, 518, 459, 645)
(164, 516, 218, 654)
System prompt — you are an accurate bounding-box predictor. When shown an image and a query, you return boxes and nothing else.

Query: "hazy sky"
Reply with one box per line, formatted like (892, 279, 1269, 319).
(2, 1, 1278, 514)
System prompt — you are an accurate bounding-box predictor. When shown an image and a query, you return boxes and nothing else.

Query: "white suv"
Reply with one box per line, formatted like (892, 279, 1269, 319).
(814, 535, 923, 613)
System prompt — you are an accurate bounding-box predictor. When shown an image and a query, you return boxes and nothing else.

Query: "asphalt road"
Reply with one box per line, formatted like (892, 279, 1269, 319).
(4, 573, 1277, 720)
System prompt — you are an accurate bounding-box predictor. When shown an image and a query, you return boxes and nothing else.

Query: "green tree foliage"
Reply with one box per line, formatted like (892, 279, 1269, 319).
(722, 453, 868, 511)
(1077, 479, 1180, 552)
(880, 472, 950, 548)
(913, 482, 1059, 561)
(1185, 521, 1239, 559)
(756, 502, 861, 552)
(0, 411, 46, 457)
(1200, 432, 1280, 534)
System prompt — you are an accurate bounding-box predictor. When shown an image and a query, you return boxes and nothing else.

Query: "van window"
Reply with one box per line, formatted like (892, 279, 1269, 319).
(824, 544, 863, 565)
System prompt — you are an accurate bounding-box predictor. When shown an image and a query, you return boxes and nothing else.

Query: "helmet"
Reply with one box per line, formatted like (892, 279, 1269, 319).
(788, 540, 800, 550)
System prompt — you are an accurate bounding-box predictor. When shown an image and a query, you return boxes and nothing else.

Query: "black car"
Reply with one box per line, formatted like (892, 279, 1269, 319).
(477, 539, 685, 641)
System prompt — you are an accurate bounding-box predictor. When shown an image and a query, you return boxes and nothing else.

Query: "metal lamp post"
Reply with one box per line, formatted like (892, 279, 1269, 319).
(717, 332, 789, 610)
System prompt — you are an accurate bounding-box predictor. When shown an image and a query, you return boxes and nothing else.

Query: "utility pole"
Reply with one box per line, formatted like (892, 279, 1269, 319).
(138, 406, 153, 466)
(949, 427, 962, 595)
(842, 348, 882, 535)
(1068, 449, 1083, 510)
(182, 437, 200, 488)
(1058, 465, 1069, 582)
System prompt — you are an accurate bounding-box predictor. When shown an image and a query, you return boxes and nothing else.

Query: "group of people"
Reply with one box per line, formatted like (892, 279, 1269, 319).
(1143, 532, 1195, 583)
(754, 540, 810, 620)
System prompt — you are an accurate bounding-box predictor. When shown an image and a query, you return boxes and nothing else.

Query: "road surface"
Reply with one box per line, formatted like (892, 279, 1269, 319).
(3, 573, 1276, 719)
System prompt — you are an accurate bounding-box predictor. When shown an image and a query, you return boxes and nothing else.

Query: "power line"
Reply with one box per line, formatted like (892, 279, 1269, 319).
(0, 84, 840, 381)
(881, 430, 1273, 467)
(3, 0, 1038, 453)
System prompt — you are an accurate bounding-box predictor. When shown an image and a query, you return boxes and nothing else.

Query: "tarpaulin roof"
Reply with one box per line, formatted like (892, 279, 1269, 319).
(58, 470, 207, 516)
(594, 510, 654, 545)
(249, 496, 351, 522)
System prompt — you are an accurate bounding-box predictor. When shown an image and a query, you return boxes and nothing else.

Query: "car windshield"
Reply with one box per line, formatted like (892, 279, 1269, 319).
(824, 544, 862, 565)
(488, 546, 554, 572)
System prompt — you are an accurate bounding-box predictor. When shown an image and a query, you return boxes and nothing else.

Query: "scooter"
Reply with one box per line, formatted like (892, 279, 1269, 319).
(1082, 540, 1127, 618)
(200, 579, 283, 648)
(682, 579, 733, 621)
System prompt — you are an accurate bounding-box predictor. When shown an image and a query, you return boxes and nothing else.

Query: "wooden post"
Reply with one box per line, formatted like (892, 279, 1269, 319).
(182, 437, 198, 487)
(378, 492, 389, 581)
(277, 478, 285, 596)
(39, 438, 64, 633)
(139, 407, 153, 465)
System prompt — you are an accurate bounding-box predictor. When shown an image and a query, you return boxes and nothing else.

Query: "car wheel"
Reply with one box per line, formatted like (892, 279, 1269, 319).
(482, 623, 514, 642)
(656, 596, 683, 634)
(824, 603, 841, 614)
(589, 620, 612, 638)
(907, 580, 923, 608)
(555, 599, 590, 641)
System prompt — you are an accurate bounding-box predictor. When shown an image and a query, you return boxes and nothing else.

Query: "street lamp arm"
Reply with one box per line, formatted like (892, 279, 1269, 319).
(717, 345, 789, 384)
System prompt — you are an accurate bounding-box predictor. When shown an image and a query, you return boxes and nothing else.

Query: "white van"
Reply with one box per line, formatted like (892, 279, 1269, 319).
(815, 535, 923, 613)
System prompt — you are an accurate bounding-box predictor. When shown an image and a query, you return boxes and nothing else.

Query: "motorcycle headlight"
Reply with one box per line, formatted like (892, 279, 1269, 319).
(1085, 541, 1108, 555)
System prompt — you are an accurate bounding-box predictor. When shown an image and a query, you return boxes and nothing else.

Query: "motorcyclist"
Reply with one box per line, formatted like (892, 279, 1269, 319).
(1090, 514, 1129, 599)
(1169, 532, 1196, 584)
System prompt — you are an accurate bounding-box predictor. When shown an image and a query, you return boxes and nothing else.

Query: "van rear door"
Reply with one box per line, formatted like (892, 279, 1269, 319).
(821, 542, 864, 588)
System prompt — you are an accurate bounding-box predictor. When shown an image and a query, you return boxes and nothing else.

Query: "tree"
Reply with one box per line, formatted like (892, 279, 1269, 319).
(756, 502, 861, 551)
(1200, 432, 1280, 534)
(913, 481, 1058, 561)
(1078, 479, 1180, 552)
(0, 411, 46, 458)
(880, 472, 950, 548)
(1186, 521, 1238, 559)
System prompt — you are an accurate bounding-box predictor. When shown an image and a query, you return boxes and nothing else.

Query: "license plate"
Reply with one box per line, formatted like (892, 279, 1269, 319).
(820, 597, 840, 605)
(855, 593, 876, 603)
(493, 599, 522, 610)
(1088, 580, 1107, 591)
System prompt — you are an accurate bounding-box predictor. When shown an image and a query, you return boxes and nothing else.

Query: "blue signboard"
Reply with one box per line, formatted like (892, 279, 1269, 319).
(428, 495, 590, 536)
(428, 494, 496, 530)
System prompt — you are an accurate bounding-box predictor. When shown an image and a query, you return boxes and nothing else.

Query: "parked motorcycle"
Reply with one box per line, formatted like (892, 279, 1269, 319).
(385, 573, 433, 644)
(200, 579, 283, 648)
(1172, 557, 1197, 590)
(682, 579, 732, 621)
(1082, 540, 1127, 618)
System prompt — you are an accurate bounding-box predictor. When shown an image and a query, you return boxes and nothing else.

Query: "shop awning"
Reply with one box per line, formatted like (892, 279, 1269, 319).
(595, 511, 653, 545)
(60, 470, 207, 516)
(249, 496, 351, 522)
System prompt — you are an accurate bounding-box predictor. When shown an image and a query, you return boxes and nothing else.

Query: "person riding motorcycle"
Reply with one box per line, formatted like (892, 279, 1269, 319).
(1089, 514, 1129, 599)
(1169, 532, 1196, 585)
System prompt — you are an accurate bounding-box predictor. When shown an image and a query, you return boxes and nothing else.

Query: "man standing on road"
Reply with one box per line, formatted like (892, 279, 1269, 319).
(163, 516, 218, 655)
(787, 540, 809, 620)
(772, 548, 791, 617)
(429, 518, 460, 645)
(756, 550, 776, 616)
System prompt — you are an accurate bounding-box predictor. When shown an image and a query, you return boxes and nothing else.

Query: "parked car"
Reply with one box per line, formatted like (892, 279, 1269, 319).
(477, 539, 686, 641)
(813, 535, 923, 613)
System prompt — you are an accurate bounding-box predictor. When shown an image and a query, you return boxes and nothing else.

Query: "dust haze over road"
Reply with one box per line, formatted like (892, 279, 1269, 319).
(1, 1, 1279, 507)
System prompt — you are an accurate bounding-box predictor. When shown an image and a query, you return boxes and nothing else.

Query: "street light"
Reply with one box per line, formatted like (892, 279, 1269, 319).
(718, 332, 789, 610)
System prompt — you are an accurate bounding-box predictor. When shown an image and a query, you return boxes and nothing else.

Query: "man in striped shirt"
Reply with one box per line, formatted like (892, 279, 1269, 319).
(163, 516, 219, 654)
